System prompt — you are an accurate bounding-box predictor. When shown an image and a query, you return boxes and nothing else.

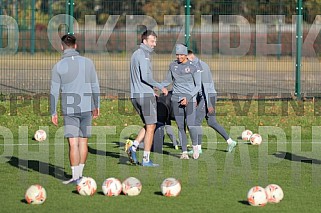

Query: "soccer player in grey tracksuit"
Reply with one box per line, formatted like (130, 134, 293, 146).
(187, 50, 237, 153)
(162, 44, 202, 159)
(128, 30, 168, 167)
(50, 34, 100, 184)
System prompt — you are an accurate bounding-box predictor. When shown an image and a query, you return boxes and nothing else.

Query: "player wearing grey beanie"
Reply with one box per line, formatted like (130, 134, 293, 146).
(161, 44, 202, 160)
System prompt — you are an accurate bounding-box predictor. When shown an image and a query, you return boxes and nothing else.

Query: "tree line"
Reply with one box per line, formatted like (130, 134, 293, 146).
(0, 0, 319, 26)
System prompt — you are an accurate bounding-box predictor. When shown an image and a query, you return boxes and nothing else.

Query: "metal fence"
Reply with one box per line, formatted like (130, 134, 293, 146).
(0, 0, 320, 99)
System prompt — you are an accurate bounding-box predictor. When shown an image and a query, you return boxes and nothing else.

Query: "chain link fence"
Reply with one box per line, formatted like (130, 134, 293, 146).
(0, 0, 320, 99)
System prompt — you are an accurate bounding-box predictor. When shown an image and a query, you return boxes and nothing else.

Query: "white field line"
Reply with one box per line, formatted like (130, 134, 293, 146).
(0, 141, 319, 146)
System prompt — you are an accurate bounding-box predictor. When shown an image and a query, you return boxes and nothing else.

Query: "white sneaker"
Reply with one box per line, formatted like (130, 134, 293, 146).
(62, 178, 79, 185)
(227, 140, 237, 152)
(180, 153, 189, 159)
(192, 145, 199, 159)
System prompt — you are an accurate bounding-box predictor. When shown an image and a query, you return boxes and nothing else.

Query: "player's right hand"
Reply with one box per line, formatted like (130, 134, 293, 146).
(51, 114, 58, 126)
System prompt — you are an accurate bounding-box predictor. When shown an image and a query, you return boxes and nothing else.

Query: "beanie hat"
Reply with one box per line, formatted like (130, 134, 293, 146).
(176, 44, 188, 55)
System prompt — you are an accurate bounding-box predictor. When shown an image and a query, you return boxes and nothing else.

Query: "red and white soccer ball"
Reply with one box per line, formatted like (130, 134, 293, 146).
(77, 177, 97, 196)
(25, 184, 47, 205)
(242, 130, 253, 141)
(265, 184, 284, 203)
(247, 186, 268, 207)
(102, 177, 122, 196)
(160, 178, 181, 197)
(122, 177, 142, 196)
(34, 129, 47, 142)
(250, 133, 262, 145)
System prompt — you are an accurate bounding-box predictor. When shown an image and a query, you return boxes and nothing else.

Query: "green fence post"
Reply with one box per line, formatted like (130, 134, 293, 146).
(65, 0, 74, 35)
(15, 0, 18, 21)
(48, 0, 53, 51)
(49, 0, 53, 19)
(277, 1, 283, 60)
(0, 0, 2, 48)
(31, 0, 35, 54)
(22, 0, 27, 52)
(65, 0, 69, 34)
(295, 0, 303, 100)
(69, 0, 74, 34)
(185, 0, 191, 47)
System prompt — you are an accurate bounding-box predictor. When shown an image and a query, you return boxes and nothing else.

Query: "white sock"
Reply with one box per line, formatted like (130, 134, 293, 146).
(71, 166, 80, 180)
(227, 138, 233, 144)
(79, 164, 85, 177)
(143, 151, 150, 162)
(197, 145, 202, 150)
(132, 140, 139, 152)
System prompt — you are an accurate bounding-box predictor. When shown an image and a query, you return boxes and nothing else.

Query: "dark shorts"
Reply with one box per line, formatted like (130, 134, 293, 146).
(63, 111, 92, 138)
(131, 97, 157, 125)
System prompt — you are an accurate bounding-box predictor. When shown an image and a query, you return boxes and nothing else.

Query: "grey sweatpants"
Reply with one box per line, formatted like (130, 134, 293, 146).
(171, 100, 201, 152)
(164, 125, 179, 146)
(195, 97, 229, 145)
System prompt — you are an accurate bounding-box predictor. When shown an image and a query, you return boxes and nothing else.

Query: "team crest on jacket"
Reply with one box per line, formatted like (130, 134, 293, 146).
(185, 67, 191, 73)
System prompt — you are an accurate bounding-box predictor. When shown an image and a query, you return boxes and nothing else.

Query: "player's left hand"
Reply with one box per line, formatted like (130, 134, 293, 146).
(180, 97, 188, 106)
(92, 108, 100, 119)
(208, 107, 215, 114)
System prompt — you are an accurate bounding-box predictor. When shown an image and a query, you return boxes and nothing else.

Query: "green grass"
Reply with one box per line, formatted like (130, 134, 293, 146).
(1, 99, 321, 212)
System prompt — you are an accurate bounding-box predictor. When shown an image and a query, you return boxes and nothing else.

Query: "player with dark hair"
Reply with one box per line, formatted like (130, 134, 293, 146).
(127, 30, 168, 167)
(50, 34, 100, 184)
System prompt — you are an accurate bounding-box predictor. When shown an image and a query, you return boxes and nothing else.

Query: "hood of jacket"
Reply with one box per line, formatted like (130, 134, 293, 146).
(140, 43, 154, 53)
(62, 49, 80, 59)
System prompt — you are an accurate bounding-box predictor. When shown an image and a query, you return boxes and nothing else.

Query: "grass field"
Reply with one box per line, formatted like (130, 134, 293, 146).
(1, 98, 321, 212)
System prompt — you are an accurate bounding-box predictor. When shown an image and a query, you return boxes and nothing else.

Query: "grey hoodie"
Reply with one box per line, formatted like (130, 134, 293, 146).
(191, 56, 217, 108)
(50, 49, 100, 115)
(162, 59, 201, 103)
(130, 43, 164, 98)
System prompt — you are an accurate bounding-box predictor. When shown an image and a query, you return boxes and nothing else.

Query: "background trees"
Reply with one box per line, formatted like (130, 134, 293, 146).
(0, 0, 318, 26)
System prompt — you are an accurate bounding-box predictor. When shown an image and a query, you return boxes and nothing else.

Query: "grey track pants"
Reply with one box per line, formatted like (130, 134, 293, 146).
(171, 100, 201, 152)
(195, 97, 229, 145)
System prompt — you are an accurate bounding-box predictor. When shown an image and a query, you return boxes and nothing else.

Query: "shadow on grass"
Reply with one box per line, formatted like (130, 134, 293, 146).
(88, 145, 121, 159)
(90, 140, 182, 165)
(154, 191, 163, 196)
(273, 151, 321, 164)
(89, 142, 138, 165)
(20, 199, 28, 204)
(5, 156, 70, 181)
(97, 191, 105, 196)
(238, 200, 251, 206)
(72, 190, 79, 195)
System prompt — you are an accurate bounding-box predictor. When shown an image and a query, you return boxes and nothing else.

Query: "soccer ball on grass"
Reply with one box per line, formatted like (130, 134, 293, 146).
(241, 130, 253, 141)
(76, 177, 97, 196)
(122, 177, 142, 196)
(265, 184, 284, 203)
(160, 178, 181, 197)
(249, 133, 262, 145)
(25, 184, 47, 204)
(247, 186, 268, 206)
(102, 178, 122, 196)
(34, 129, 47, 142)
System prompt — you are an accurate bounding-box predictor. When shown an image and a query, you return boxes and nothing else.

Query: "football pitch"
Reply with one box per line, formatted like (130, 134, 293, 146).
(0, 99, 321, 212)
